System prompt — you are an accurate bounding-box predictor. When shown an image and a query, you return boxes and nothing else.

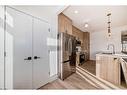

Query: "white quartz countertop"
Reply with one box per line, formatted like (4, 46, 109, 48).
(96, 52, 127, 58)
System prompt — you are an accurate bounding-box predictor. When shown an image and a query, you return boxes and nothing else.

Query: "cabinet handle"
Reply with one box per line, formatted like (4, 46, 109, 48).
(24, 57, 32, 60)
(34, 56, 41, 59)
(114, 58, 117, 60)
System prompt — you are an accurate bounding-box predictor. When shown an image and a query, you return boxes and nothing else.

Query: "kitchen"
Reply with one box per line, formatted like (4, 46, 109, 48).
(1, 5, 127, 90)
(56, 6, 127, 89)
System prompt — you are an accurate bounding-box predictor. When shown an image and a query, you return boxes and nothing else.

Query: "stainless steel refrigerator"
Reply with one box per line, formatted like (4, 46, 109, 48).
(57, 32, 76, 80)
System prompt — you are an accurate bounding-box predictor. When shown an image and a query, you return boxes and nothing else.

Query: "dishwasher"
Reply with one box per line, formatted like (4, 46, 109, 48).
(120, 58, 127, 84)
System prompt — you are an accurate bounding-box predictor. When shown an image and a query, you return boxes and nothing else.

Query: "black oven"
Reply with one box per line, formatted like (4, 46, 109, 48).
(80, 54, 85, 64)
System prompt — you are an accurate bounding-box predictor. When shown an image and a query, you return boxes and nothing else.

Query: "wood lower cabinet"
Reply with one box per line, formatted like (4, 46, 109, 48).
(76, 52, 80, 66)
(96, 54, 120, 85)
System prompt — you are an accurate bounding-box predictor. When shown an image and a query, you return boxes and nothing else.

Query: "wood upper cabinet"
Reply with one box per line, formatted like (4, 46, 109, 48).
(58, 13, 72, 35)
(96, 54, 120, 85)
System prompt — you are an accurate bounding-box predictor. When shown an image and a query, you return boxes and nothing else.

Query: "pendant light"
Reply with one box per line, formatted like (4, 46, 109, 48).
(107, 13, 111, 37)
(84, 23, 88, 28)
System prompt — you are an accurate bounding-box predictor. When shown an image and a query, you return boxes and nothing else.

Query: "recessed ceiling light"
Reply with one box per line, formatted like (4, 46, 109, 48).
(84, 23, 88, 27)
(74, 10, 78, 14)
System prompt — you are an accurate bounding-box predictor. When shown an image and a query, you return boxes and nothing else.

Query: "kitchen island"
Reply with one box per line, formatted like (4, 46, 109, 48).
(96, 53, 127, 86)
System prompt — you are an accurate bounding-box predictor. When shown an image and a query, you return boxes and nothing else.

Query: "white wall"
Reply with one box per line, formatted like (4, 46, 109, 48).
(90, 25, 127, 60)
(0, 6, 5, 90)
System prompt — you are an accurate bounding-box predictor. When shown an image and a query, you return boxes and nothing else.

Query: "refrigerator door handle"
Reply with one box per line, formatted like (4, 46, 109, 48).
(63, 60, 70, 63)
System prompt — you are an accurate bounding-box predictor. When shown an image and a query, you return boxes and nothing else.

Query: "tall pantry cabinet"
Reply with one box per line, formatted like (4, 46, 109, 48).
(58, 13, 72, 35)
(4, 6, 50, 89)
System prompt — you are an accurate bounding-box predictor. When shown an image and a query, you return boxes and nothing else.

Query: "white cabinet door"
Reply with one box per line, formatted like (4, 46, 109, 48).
(5, 7, 33, 89)
(0, 6, 5, 90)
(33, 19, 50, 89)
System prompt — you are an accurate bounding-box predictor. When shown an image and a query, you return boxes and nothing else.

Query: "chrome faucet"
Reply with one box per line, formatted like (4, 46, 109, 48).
(107, 44, 115, 54)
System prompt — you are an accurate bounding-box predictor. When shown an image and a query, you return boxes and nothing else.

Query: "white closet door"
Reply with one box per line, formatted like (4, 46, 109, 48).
(5, 7, 33, 89)
(0, 6, 5, 90)
(33, 19, 50, 89)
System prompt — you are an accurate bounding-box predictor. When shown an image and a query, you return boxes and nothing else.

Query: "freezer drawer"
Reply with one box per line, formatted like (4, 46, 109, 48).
(60, 61, 75, 80)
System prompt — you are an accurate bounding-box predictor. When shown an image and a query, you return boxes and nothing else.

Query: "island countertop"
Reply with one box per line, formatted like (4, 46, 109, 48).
(96, 52, 127, 58)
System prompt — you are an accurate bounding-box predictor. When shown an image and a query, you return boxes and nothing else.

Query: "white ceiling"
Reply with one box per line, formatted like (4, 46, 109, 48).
(63, 6, 127, 32)
(12, 6, 63, 14)
(12, 6, 64, 22)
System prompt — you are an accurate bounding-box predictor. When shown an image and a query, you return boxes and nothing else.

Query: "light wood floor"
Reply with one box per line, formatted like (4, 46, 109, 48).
(39, 73, 98, 89)
(79, 60, 96, 75)
(79, 61, 127, 89)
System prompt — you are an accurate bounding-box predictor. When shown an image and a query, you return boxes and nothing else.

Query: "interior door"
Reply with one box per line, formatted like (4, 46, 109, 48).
(33, 18, 50, 89)
(0, 6, 5, 90)
(5, 7, 33, 89)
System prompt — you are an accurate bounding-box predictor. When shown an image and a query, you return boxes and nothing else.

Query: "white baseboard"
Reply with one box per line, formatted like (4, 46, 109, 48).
(49, 74, 58, 83)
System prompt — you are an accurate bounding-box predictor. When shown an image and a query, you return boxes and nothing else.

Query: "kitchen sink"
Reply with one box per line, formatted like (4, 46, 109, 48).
(102, 52, 113, 55)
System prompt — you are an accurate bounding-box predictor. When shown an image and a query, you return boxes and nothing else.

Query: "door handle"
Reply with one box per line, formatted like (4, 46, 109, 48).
(114, 58, 117, 60)
(24, 57, 32, 60)
(34, 56, 41, 59)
